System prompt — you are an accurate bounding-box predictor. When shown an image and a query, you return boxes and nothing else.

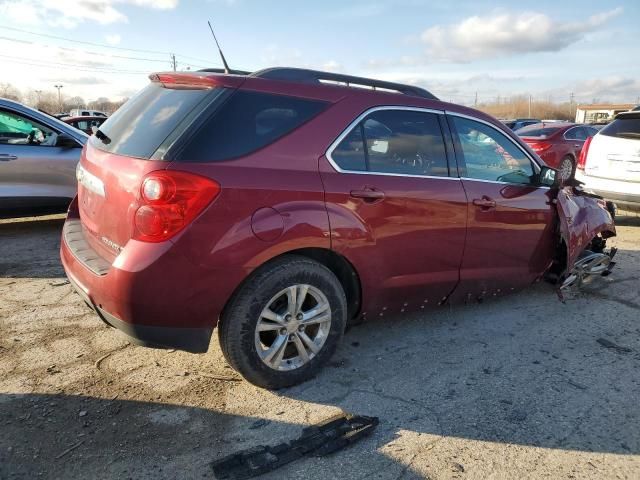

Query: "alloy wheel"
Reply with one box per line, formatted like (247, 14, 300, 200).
(255, 284, 332, 371)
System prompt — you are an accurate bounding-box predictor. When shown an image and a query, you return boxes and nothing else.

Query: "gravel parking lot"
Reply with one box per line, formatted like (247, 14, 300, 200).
(1, 214, 639, 479)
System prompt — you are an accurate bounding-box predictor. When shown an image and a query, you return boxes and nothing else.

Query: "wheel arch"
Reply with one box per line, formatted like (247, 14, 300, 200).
(221, 247, 362, 324)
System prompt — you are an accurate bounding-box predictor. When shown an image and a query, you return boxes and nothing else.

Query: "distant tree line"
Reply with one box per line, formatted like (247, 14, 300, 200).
(0, 82, 128, 115)
(475, 94, 576, 121)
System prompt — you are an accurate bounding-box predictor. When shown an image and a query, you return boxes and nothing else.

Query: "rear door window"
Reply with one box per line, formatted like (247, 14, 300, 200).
(90, 83, 217, 159)
(600, 116, 640, 140)
(329, 109, 449, 177)
(177, 90, 328, 162)
(331, 126, 367, 171)
(362, 110, 448, 176)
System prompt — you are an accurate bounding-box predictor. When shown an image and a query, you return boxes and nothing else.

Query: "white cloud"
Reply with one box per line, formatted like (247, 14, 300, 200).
(321, 60, 342, 72)
(0, 0, 179, 29)
(567, 76, 640, 103)
(105, 34, 122, 45)
(420, 7, 623, 63)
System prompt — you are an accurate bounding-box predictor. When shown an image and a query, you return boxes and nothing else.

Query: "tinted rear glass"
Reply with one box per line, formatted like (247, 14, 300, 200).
(515, 126, 560, 137)
(176, 90, 328, 162)
(600, 116, 640, 139)
(90, 83, 213, 158)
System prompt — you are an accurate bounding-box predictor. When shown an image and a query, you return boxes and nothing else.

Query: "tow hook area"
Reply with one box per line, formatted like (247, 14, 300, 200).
(560, 247, 618, 290)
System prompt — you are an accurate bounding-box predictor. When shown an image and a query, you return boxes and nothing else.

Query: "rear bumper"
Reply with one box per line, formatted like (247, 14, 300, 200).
(67, 273, 212, 352)
(575, 171, 640, 212)
(59, 197, 230, 353)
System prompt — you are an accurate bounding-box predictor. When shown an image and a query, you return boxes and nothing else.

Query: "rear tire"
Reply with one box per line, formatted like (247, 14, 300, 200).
(218, 255, 347, 389)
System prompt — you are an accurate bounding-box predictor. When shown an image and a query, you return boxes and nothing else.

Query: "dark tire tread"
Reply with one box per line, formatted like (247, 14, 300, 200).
(218, 255, 347, 389)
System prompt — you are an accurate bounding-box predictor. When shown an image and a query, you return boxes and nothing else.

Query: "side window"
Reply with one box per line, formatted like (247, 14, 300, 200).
(362, 110, 448, 176)
(451, 116, 535, 185)
(0, 110, 58, 146)
(331, 125, 366, 171)
(177, 90, 328, 162)
(565, 127, 587, 140)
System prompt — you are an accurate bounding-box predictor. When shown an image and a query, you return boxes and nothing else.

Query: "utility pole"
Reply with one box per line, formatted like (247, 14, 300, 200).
(528, 94, 532, 117)
(170, 54, 177, 71)
(54, 85, 63, 112)
(569, 92, 575, 119)
(474, 91, 478, 107)
(34, 89, 42, 108)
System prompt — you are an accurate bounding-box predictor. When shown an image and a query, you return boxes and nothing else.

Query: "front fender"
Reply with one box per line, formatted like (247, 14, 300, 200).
(555, 186, 616, 273)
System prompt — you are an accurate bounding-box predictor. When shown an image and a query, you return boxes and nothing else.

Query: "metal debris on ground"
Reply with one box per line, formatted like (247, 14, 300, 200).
(211, 413, 379, 480)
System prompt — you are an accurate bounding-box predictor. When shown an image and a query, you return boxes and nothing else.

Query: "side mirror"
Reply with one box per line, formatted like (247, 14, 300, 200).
(539, 166, 559, 187)
(56, 133, 81, 149)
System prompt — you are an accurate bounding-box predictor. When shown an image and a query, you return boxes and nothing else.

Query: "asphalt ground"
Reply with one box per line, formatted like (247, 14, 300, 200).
(1, 213, 639, 479)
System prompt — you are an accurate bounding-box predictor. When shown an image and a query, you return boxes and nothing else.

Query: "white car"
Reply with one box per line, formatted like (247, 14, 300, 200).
(68, 108, 107, 118)
(575, 111, 640, 213)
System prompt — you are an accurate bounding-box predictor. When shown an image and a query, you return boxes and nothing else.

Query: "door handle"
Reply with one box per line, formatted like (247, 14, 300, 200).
(350, 188, 385, 203)
(574, 144, 582, 148)
(472, 196, 496, 210)
(0, 154, 18, 161)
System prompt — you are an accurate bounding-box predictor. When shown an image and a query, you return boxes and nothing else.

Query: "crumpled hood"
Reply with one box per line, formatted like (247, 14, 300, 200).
(555, 186, 616, 272)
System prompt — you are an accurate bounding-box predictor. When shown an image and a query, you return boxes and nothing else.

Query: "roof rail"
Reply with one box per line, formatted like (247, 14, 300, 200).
(250, 67, 439, 100)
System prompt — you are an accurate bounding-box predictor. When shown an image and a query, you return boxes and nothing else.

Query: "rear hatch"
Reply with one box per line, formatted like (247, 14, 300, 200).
(584, 113, 640, 182)
(76, 75, 234, 262)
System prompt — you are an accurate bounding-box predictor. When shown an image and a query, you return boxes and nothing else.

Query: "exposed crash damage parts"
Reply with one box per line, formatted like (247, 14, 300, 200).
(546, 185, 617, 294)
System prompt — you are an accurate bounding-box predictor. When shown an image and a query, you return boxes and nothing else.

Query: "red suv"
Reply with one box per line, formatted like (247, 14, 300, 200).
(61, 68, 615, 388)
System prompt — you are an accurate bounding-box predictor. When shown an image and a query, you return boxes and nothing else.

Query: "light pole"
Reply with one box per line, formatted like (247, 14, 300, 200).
(54, 84, 63, 112)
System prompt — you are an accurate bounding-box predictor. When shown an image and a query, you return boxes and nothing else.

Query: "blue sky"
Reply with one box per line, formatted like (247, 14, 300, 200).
(0, 0, 638, 105)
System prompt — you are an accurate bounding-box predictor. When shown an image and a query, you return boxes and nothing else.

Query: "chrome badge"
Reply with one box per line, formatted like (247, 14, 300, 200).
(76, 164, 105, 197)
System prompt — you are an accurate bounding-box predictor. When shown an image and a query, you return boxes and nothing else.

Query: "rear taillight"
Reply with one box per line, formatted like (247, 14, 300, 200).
(529, 142, 552, 153)
(132, 170, 220, 242)
(577, 135, 593, 170)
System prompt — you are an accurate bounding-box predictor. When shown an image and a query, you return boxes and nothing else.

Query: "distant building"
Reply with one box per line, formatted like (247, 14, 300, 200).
(575, 104, 635, 124)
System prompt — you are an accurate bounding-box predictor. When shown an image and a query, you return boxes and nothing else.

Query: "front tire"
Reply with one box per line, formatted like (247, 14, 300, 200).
(218, 255, 347, 389)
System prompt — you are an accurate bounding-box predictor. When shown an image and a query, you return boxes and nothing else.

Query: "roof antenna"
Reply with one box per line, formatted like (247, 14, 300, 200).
(208, 20, 230, 74)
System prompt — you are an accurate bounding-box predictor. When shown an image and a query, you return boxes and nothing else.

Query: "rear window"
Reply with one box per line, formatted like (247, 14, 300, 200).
(600, 116, 640, 140)
(90, 83, 215, 159)
(176, 90, 328, 162)
(515, 126, 560, 138)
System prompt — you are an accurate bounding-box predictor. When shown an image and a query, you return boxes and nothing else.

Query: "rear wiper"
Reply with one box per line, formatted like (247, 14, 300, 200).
(95, 128, 111, 145)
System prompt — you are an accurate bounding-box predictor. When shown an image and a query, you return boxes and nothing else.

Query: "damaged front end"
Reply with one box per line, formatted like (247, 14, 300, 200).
(547, 183, 617, 291)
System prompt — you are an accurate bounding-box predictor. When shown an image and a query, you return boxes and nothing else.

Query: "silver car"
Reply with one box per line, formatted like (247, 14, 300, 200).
(0, 98, 87, 212)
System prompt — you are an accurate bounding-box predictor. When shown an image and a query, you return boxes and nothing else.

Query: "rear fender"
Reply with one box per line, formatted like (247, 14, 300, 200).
(555, 186, 616, 273)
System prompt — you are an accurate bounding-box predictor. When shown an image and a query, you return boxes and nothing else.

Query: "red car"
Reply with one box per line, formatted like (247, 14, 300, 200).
(61, 68, 615, 388)
(516, 123, 599, 181)
(63, 116, 107, 135)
